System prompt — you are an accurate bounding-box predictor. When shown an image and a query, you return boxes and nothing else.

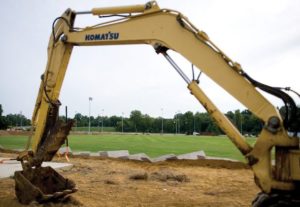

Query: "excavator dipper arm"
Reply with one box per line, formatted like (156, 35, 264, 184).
(18, 1, 299, 206)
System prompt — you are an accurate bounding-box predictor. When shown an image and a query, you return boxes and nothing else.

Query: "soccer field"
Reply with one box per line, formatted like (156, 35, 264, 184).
(0, 134, 256, 161)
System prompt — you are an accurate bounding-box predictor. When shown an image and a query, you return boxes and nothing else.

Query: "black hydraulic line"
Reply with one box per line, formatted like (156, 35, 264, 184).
(276, 87, 300, 99)
(242, 72, 298, 130)
(192, 64, 202, 84)
(196, 71, 202, 83)
(52, 17, 71, 43)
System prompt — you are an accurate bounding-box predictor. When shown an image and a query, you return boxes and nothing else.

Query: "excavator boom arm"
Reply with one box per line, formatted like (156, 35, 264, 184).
(20, 1, 299, 205)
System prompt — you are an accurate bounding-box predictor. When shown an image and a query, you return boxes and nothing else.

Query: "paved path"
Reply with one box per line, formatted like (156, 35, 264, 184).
(0, 157, 73, 179)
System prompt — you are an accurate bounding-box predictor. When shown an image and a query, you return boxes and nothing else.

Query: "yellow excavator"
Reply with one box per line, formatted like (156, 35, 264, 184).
(15, 1, 299, 206)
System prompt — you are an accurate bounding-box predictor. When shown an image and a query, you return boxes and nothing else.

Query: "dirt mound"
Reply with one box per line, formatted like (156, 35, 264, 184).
(0, 130, 31, 136)
(70, 154, 249, 170)
(0, 130, 10, 136)
(129, 169, 190, 183)
(0, 148, 22, 154)
(163, 158, 249, 169)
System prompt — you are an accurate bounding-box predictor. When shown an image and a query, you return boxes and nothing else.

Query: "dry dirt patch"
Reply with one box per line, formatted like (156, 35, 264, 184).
(0, 153, 259, 207)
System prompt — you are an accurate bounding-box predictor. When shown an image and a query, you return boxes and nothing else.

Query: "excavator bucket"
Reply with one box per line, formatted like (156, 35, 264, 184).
(14, 166, 77, 204)
(14, 119, 76, 204)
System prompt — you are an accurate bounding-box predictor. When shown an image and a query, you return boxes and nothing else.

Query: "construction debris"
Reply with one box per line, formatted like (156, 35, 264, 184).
(177, 150, 206, 160)
(127, 153, 152, 162)
(73, 151, 91, 157)
(99, 150, 129, 158)
(152, 154, 178, 162)
(58, 147, 208, 163)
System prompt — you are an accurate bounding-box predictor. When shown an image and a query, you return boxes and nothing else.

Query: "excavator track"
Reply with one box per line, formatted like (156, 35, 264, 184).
(252, 191, 300, 207)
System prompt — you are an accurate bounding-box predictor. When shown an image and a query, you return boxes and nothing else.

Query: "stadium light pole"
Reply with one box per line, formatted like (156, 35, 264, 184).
(88, 97, 93, 134)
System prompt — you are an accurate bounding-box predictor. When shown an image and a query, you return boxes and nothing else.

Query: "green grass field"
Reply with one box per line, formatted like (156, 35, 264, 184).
(0, 134, 256, 161)
(72, 126, 116, 132)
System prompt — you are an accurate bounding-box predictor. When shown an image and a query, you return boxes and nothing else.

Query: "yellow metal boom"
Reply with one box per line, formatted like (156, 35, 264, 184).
(19, 1, 300, 206)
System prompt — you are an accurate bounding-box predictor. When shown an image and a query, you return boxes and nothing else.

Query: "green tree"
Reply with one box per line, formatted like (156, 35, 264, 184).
(234, 110, 242, 131)
(140, 114, 152, 133)
(0, 104, 8, 129)
(110, 116, 122, 127)
(182, 111, 194, 134)
(194, 112, 214, 134)
(5, 113, 30, 127)
(130, 110, 143, 132)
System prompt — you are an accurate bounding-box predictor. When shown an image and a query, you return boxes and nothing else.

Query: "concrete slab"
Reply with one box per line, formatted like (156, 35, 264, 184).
(99, 152, 107, 157)
(118, 155, 130, 160)
(97, 151, 104, 155)
(90, 152, 100, 157)
(128, 153, 152, 162)
(177, 150, 206, 160)
(152, 154, 177, 163)
(205, 156, 238, 162)
(0, 157, 73, 179)
(100, 150, 129, 158)
(12, 149, 24, 152)
(73, 151, 90, 157)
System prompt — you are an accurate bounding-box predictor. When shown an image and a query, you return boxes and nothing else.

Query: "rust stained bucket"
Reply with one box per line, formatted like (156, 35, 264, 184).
(14, 166, 77, 204)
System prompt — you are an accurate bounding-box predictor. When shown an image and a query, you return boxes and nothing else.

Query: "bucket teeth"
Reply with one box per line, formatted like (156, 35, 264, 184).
(14, 166, 76, 204)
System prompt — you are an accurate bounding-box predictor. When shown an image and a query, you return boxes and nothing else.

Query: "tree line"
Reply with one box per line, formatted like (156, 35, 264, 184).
(0, 104, 31, 129)
(0, 103, 262, 135)
(71, 109, 262, 135)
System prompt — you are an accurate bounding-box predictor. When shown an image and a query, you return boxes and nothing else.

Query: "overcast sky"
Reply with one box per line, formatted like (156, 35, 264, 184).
(0, 0, 299, 119)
